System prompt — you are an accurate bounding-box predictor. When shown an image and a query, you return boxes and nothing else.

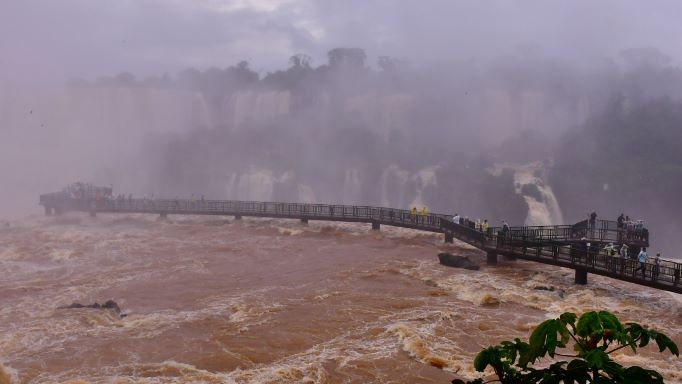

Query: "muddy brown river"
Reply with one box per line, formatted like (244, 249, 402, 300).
(0, 214, 680, 383)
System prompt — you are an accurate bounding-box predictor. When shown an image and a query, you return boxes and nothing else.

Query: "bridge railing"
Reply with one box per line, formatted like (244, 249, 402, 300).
(37, 195, 651, 247)
(569, 219, 649, 245)
(43, 196, 447, 232)
(39, 193, 681, 290)
(485, 219, 648, 247)
(439, 218, 488, 247)
(489, 233, 680, 288)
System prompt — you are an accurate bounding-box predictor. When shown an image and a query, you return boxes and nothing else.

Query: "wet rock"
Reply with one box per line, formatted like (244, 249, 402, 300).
(437, 253, 480, 270)
(59, 300, 124, 317)
(533, 286, 566, 298)
(533, 285, 556, 292)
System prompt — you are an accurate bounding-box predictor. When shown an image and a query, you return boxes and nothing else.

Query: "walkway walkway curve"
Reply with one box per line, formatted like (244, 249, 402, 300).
(39, 193, 681, 294)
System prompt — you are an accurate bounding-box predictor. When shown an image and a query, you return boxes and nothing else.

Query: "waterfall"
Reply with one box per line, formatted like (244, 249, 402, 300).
(378, 165, 439, 209)
(341, 169, 362, 204)
(511, 162, 564, 226)
(297, 184, 316, 203)
(192, 92, 213, 128)
(233, 170, 275, 201)
(380, 165, 410, 208)
(410, 166, 439, 208)
(344, 93, 412, 141)
(230, 90, 290, 129)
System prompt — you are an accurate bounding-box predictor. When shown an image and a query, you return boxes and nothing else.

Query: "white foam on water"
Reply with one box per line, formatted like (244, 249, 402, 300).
(0, 361, 19, 384)
(2, 214, 680, 383)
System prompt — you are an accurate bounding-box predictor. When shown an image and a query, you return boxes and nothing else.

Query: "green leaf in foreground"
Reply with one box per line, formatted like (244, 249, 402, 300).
(456, 310, 678, 384)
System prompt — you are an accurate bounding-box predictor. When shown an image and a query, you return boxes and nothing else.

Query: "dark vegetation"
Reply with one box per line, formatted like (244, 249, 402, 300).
(455, 310, 679, 384)
(553, 97, 682, 252)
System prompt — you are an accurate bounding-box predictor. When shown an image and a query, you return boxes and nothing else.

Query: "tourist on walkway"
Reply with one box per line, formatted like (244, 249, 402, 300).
(619, 243, 629, 273)
(501, 220, 510, 238)
(604, 242, 616, 272)
(411, 206, 417, 222)
(482, 219, 489, 235)
(421, 206, 427, 223)
(634, 247, 647, 277)
(452, 213, 460, 224)
(653, 253, 661, 280)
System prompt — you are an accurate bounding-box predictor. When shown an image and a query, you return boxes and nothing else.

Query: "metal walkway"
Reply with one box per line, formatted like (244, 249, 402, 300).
(39, 193, 681, 294)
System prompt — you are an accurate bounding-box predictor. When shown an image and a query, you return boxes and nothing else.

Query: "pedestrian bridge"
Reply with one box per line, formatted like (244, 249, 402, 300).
(39, 192, 681, 294)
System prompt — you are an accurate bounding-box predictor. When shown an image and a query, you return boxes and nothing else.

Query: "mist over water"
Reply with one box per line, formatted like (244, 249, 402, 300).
(2, 1, 682, 382)
(5, 51, 682, 253)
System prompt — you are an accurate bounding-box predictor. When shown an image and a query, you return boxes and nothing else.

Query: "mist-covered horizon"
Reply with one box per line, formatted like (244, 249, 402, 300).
(4, 0, 682, 84)
(2, 1, 682, 255)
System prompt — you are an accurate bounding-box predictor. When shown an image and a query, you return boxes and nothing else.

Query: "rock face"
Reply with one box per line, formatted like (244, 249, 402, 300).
(533, 285, 566, 298)
(59, 300, 125, 317)
(437, 253, 480, 270)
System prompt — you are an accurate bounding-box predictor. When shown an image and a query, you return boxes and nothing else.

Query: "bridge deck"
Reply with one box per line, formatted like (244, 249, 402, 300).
(39, 193, 680, 294)
(440, 220, 680, 293)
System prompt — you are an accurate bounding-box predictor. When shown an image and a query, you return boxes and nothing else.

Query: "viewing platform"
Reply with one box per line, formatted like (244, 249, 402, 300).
(39, 189, 680, 294)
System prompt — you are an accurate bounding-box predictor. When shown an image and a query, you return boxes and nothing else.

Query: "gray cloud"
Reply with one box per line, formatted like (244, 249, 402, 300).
(2, 0, 682, 84)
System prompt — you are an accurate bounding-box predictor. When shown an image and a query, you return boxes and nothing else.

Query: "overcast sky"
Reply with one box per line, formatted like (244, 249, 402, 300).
(2, 0, 682, 84)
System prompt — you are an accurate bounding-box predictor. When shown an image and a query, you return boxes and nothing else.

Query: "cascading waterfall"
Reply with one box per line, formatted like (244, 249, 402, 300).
(230, 169, 276, 201)
(296, 184, 316, 203)
(341, 169, 362, 204)
(512, 162, 564, 226)
(192, 91, 213, 128)
(380, 165, 410, 208)
(225, 169, 316, 203)
(230, 90, 290, 129)
(411, 166, 439, 208)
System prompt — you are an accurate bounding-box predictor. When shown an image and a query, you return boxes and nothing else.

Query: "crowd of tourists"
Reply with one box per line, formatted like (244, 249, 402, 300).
(586, 211, 649, 242)
(447, 208, 669, 282)
(582, 240, 665, 281)
(451, 213, 492, 235)
(63, 182, 112, 202)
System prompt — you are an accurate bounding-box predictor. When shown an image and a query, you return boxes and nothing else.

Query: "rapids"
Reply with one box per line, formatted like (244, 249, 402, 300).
(0, 215, 680, 383)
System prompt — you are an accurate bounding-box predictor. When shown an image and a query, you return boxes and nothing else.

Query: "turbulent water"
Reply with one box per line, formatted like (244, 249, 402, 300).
(0, 214, 680, 383)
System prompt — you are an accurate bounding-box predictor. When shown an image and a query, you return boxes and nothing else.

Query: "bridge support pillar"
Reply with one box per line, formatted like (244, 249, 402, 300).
(444, 232, 454, 243)
(486, 251, 498, 264)
(575, 268, 588, 285)
(300, 218, 308, 225)
(371, 222, 380, 231)
(234, 215, 242, 220)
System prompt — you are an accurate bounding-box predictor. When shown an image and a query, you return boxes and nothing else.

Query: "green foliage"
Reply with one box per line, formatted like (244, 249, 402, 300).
(454, 311, 678, 384)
